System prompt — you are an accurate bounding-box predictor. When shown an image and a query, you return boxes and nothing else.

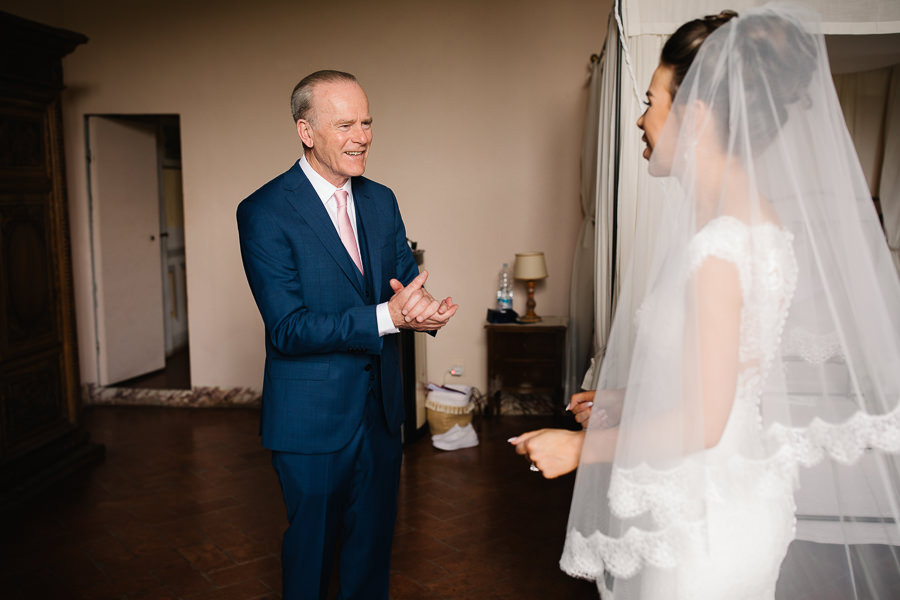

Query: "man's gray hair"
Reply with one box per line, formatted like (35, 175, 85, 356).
(290, 70, 359, 124)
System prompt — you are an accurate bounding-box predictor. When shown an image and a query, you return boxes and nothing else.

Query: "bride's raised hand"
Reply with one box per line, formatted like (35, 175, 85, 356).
(571, 389, 625, 430)
(508, 429, 585, 479)
(568, 391, 596, 428)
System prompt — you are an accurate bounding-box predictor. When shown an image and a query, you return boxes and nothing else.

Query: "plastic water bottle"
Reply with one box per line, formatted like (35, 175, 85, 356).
(496, 263, 514, 311)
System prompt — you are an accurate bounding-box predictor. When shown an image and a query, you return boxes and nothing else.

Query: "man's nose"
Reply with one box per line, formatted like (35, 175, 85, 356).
(351, 125, 369, 143)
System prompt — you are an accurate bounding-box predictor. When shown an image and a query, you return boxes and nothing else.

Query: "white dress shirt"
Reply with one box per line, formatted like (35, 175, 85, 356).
(298, 155, 398, 336)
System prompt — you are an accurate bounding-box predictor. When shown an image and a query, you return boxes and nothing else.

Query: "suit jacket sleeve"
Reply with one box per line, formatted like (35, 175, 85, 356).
(237, 197, 383, 357)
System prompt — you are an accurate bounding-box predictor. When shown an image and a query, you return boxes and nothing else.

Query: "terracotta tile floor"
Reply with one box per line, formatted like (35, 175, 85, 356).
(1, 407, 598, 600)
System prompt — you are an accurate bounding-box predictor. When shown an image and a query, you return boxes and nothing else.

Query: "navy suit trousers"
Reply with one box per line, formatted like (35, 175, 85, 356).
(271, 391, 402, 600)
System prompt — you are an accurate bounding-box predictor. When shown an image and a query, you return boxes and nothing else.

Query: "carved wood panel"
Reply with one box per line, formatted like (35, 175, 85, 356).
(0, 353, 65, 454)
(1, 193, 58, 351)
(0, 12, 99, 506)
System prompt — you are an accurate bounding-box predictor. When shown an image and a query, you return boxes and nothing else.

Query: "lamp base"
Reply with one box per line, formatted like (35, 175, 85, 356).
(517, 279, 541, 323)
(517, 313, 542, 323)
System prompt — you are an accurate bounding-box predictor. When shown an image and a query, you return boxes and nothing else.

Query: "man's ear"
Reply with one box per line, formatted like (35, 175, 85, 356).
(297, 119, 314, 147)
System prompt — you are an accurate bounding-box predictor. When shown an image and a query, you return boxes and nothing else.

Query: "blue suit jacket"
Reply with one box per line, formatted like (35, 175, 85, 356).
(237, 161, 420, 454)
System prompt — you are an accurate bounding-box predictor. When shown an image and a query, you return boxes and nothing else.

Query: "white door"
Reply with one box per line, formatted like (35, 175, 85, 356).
(87, 116, 165, 385)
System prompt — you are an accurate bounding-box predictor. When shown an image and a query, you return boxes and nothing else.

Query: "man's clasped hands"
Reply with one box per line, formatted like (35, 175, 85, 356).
(387, 270, 457, 332)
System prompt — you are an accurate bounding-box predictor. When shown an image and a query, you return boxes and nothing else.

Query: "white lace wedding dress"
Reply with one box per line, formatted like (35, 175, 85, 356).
(563, 217, 801, 599)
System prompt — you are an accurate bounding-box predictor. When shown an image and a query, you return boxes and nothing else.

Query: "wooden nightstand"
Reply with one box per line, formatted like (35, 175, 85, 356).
(484, 316, 568, 417)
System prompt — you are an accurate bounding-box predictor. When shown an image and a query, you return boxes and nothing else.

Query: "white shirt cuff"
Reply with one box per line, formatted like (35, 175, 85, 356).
(376, 302, 399, 336)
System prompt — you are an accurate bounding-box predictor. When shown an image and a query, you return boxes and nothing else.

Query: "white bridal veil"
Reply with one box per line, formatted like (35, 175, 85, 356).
(561, 3, 900, 599)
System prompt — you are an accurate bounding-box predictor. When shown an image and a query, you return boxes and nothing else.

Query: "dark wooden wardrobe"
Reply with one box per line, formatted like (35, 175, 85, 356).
(0, 11, 103, 513)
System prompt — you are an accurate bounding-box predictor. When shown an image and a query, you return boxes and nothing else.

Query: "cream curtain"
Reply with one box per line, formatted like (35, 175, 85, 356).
(579, 4, 666, 390)
(881, 66, 900, 277)
(568, 11, 617, 396)
(564, 50, 601, 401)
(834, 68, 892, 196)
(622, 0, 900, 36)
(571, 9, 662, 393)
(834, 65, 900, 280)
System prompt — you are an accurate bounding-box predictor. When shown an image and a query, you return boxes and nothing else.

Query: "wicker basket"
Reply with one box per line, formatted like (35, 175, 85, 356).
(425, 385, 474, 435)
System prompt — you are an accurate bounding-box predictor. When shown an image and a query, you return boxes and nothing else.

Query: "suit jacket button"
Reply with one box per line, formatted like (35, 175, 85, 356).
(364, 364, 372, 371)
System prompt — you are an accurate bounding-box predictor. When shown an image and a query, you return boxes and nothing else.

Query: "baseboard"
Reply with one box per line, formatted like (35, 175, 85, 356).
(82, 383, 261, 408)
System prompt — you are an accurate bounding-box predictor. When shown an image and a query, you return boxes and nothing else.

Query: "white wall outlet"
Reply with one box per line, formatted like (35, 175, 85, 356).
(449, 364, 464, 376)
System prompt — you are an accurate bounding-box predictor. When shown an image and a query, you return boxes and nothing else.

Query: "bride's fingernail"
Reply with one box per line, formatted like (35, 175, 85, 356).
(507, 437, 518, 444)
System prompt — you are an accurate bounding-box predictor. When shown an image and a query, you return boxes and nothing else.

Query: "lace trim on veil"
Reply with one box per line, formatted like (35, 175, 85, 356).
(783, 327, 844, 363)
(561, 520, 702, 580)
(561, 400, 900, 581)
(766, 400, 900, 465)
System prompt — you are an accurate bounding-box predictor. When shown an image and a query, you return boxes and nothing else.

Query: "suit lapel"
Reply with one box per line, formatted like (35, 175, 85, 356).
(281, 162, 366, 298)
(353, 179, 383, 300)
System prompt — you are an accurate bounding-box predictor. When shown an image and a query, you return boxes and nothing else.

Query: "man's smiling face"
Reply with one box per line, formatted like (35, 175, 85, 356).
(298, 80, 373, 187)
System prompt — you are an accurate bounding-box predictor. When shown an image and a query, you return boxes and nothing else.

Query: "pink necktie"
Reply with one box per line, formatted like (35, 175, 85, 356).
(334, 189, 363, 274)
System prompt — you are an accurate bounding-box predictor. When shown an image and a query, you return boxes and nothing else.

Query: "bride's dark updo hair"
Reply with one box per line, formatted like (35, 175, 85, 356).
(660, 10, 738, 97)
(659, 8, 818, 154)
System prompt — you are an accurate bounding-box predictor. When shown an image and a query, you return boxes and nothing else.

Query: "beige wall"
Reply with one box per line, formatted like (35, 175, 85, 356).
(3, 0, 611, 392)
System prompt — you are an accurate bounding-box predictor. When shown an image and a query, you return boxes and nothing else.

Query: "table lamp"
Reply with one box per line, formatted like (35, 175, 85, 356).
(514, 252, 548, 323)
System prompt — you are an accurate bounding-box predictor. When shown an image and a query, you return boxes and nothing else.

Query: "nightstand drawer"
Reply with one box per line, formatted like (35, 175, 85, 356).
(489, 331, 562, 361)
(489, 359, 562, 390)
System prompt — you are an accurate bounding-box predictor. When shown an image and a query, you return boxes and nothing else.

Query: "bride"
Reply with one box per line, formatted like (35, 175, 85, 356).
(511, 4, 900, 599)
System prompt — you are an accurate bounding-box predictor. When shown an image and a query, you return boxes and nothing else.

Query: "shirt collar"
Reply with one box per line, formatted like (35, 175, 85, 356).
(299, 154, 352, 205)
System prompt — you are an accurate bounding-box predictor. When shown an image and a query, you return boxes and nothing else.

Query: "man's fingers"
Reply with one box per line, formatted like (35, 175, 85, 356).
(435, 304, 459, 323)
(417, 303, 457, 327)
(406, 270, 429, 292)
(389, 278, 404, 293)
(399, 272, 432, 313)
(402, 285, 435, 314)
(416, 300, 442, 323)
(401, 289, 425, 316)
(405, 297, 440, 323)
(393, 270, 429, 304)
(402, 291, 433, 318)
(396, 296, 458, 331)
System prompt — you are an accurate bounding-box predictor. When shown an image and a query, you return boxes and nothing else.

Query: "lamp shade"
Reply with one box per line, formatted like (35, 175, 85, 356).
(513, 252, 548, 280)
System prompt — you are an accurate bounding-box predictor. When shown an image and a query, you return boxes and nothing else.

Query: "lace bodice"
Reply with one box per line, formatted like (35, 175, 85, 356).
(689, 217, 797, 370)
(689, 218, 797, 460)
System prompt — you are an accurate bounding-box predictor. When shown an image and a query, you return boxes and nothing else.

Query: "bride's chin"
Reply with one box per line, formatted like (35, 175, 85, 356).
(648, 158, 671, 177)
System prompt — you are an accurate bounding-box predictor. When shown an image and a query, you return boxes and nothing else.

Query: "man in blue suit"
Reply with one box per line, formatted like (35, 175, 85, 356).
(237, 70, 457, 599)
